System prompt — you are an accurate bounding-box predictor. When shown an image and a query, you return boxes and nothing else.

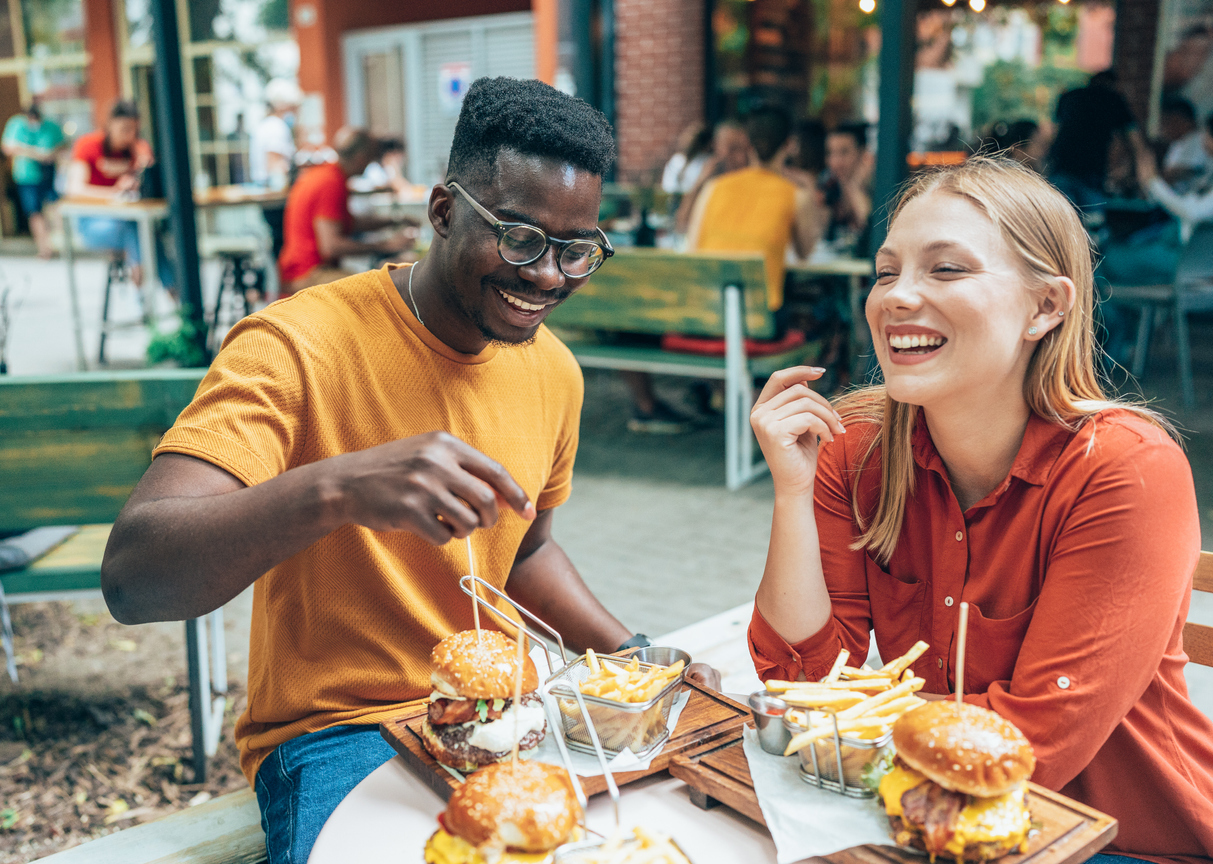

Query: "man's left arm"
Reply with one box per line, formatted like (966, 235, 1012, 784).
(507, 509, 721, 689)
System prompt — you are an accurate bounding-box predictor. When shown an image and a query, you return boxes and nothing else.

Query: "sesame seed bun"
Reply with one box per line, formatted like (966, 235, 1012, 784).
(442, 761, 578, 852)
(431, 630, 539, 701)
(892, 701, 1036, 798)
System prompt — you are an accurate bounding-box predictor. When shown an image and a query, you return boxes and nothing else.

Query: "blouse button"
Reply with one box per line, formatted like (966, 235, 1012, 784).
(937, 657, 944, 669)
(1057, 676, 1071, 690)
(944, 596, 954, 607)
(955, 531, 964, 541)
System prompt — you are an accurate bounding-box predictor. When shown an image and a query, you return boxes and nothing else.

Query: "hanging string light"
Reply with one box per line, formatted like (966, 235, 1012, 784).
(969, 0, 986, 11)
(859, 0, 876, 13)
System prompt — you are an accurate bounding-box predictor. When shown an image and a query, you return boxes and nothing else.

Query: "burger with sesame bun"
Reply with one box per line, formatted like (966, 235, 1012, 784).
(878, 701, 1037, 861)
(421, 630, 547, 772)
(423, 761, 579, 864)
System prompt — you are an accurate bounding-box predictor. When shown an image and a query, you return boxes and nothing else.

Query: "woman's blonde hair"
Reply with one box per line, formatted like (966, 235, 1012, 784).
(839, 155, 1172, 566)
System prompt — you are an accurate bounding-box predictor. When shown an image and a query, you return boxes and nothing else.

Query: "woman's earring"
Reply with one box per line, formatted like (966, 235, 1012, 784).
(1028, 326, 1039, 336)
(1058, 310, 1065, 317)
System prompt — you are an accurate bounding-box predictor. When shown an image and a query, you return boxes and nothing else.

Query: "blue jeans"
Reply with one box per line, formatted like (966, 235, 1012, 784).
(74, 216, 175, 287)
(254, 724, 395, 864)
(1085, 855, 1138, 864)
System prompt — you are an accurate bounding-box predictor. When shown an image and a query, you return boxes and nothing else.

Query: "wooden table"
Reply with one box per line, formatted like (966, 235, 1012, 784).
(58, 198, 170, 371)
(787, 256, 875, 382)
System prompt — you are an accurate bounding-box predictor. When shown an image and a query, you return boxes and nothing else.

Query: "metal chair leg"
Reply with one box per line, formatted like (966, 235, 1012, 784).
(1131, 305, 1153, 380)
(186, 608, 228, 782)
(98, 259, 120, 365)
(1175, 297, 1195, 409)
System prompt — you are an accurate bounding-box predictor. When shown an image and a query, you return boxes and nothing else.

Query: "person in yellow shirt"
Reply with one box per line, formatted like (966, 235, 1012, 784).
(100, 77, 717, 864)
(686, 105, 822, 315)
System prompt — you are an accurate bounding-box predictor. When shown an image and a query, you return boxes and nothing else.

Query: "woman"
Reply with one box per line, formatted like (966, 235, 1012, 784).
(749, 157, 1213, 862)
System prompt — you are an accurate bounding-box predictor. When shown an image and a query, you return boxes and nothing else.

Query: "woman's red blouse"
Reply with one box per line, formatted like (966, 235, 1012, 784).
(748, 410, 1213, 862)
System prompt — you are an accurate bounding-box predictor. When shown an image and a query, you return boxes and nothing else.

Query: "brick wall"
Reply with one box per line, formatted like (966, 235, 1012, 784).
(614, 0, 705, 184)
(1112, 0, 1163, 127)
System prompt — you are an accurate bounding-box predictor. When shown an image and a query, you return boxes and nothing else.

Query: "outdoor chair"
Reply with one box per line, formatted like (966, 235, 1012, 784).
(1185, 551, 1213, 668)
(1105, 222, 1213, 408)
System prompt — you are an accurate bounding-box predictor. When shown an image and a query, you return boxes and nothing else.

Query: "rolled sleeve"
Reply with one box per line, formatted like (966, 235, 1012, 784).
(749, 602, 846, 682)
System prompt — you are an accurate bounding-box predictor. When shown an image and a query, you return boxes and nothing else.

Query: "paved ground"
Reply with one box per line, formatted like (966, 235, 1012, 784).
(3, 256, 1212, 720)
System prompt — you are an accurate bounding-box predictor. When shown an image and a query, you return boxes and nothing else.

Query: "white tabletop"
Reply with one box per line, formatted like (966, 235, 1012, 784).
(307, 603, 816, 863)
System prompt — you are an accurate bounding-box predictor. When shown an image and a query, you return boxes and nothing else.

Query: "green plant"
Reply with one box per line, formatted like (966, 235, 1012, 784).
(146, 308, 209, 368)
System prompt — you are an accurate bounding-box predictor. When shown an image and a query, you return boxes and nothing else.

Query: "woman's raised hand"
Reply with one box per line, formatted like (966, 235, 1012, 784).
(750, 366, 846, 496)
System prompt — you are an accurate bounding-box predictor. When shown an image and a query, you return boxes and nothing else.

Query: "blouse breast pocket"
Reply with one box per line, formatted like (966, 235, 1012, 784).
(866, 561, 926, 659)
(962, 598, 1039, 694)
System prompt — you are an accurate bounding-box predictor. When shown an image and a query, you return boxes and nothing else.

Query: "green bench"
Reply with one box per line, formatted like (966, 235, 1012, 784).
(546, 249, 820, 489)
(0, 369, 229, 781)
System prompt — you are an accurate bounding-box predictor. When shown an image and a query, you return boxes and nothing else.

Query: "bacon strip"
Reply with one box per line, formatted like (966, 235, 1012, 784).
(901, 783, 967, 854)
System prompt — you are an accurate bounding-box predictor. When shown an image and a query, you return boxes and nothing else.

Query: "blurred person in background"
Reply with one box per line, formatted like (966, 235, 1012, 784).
(985, 119, 1049, 172)
(1047, 70, 1142, 210)
(779, 118, 826, 190)
(250, 79, 302, 191)
(358, 137, 417, 199)
(1134, 113, 1213, 242)
(278, 127, 417, 295)
(673, 120, 752, 234)
(661, 123, 713, 195)
(1158, 95, 1211, 192)
(67, 100, 171, 289)
(2, 102, 65, 258)
(820, 122, 873, 256)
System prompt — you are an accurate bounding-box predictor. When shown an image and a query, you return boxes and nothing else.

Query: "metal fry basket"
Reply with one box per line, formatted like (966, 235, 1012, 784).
(783, 709, 892, 798)
(546, 656, 684, 759)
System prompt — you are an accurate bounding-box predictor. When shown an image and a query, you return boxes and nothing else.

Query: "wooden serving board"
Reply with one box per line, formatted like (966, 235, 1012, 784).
(669, 737, 1118, 864)
(379, 680, 749, 801)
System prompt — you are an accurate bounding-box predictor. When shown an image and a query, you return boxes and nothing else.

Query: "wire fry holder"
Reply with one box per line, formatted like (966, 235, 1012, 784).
(458, 575, 570, 677)
(788, 712, 891, 799)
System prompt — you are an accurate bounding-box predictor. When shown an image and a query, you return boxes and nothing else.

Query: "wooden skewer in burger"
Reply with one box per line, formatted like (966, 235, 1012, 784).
(877, 603, 1037, 862)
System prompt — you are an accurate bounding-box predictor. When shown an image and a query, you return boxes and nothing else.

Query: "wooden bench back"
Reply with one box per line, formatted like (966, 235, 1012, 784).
(545, 249, 773, 339)
(0, 369, 205, 532)
(1184, 551, 1213, 668)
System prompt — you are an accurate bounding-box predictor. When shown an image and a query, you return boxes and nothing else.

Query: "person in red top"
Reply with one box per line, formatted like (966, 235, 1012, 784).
(749, 156, 1213, 864)
(278, 126, 416, 294)
(66, 100, 168, 288)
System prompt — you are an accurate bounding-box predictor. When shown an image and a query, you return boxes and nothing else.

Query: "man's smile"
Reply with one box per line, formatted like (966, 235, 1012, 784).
(495, 289, 552, 312)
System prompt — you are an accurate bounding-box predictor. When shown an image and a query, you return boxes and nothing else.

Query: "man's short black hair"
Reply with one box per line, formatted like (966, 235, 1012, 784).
(447, 77, 615, 186)
(110, 100, 140, 121)
(1162, 95, 1197, 123)
(828, 122, 867, 151)
(743, 106, 791, 162)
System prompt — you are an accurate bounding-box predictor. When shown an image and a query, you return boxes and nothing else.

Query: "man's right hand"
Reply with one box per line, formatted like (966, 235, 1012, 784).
(330, 431, 536, 543)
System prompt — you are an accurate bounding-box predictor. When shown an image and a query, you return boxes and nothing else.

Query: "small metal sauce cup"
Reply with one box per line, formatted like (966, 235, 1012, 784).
(748, 690, 791, 755)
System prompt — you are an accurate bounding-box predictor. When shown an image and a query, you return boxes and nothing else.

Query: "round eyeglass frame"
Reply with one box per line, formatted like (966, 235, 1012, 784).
(447, 181, 613, 278)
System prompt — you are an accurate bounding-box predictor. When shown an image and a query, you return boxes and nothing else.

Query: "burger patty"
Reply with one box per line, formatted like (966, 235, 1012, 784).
(432, 722, 546, 765)
(901, 782, 967, 854)
(888, 816, 1022, 862)
(428, 690, 543, 726)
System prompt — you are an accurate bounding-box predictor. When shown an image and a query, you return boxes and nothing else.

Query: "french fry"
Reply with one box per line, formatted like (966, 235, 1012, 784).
(782, 691, 866, 709)
(578, 654, 683, 704)
(864, 694, 927, 717)
(839, 665, 890, 679)
(881, 640, 929, 678)
(764, 679, 804, 693)
(782, 678, 891, 691)
(586, 648, 601, 674)
(836, 677, 924, 719)
(825, 649, 851, 683)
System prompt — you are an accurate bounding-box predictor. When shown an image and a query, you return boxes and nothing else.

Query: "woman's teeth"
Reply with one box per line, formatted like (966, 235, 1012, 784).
(498, 290, 546, 312)
(889, 334, 946, 352)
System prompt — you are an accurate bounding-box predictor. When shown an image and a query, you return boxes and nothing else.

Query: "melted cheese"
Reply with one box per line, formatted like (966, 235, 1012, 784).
(878, 764, 928, 817)
(467, 703, 547, 753)
(942, 784, 1031, 857)
(423, 829, 553, 864)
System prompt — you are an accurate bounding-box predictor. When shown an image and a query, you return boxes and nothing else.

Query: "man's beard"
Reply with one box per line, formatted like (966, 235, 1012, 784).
(458, 275, 573, 347)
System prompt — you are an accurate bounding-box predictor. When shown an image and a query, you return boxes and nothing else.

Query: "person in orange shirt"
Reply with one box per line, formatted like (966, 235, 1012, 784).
(100, 78, 718, 864)
(277, 126, 417, 295)
(749, 156, 1213, 863)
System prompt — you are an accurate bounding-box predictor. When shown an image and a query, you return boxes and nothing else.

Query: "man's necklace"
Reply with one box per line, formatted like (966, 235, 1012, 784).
(407, 263, 424, 328)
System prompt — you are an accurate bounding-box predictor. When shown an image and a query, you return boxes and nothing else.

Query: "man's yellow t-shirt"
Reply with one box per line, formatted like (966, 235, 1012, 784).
(152, 264, 583, 784)
(691, 165, 798, 312)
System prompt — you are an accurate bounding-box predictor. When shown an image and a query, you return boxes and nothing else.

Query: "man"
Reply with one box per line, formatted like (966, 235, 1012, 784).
(250, 78, 301, 190)
(100, 77, 716, 864)
(687, 106, 821, 316)
(820, 122, 873, 256)
(1047, 69, 1141, 209)
(277, 126, 416, 294)
(2, 102, 65, 258)
(1159, 95, 1211, 191)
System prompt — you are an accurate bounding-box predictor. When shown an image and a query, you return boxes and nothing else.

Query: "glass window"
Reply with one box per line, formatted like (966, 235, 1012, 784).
(192, 0, 290, 43)
(125, 0, 153, 49)
(23, 0, 86, 56)
(0, 0, 16, 60)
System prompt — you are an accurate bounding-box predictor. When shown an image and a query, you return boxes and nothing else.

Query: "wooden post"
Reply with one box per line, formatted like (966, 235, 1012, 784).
(871, 0, 917, 253)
